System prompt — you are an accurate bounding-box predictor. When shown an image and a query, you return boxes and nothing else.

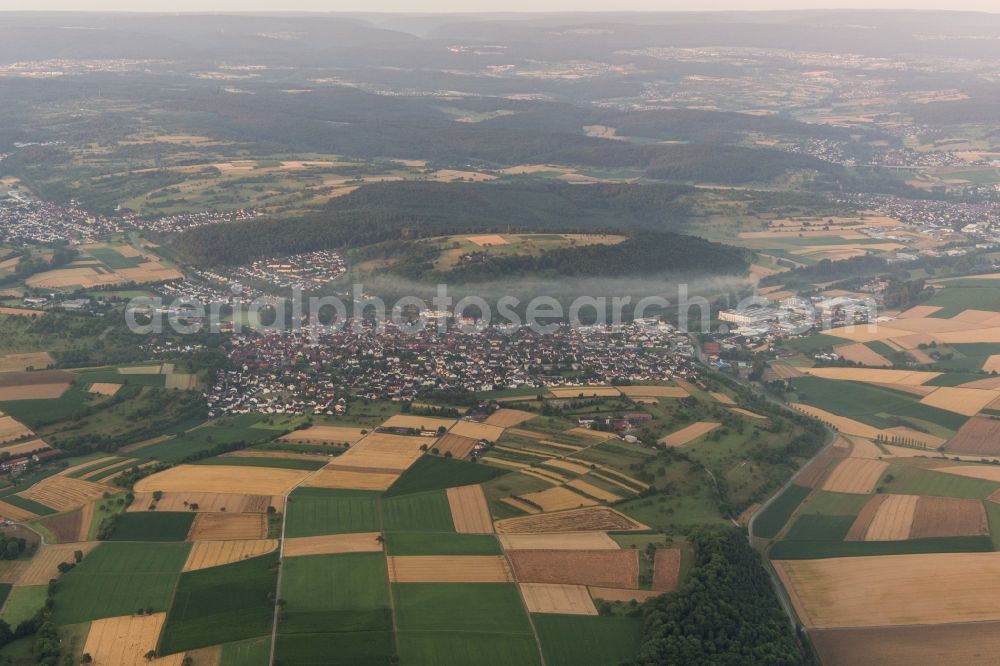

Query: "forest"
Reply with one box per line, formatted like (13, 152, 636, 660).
(627, 527, 804, 666)
(173, 180, 702, 266)
(388, 231, 749, 281)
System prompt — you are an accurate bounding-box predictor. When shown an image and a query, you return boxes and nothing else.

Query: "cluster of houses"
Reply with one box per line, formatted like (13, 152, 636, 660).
(0, 197, 126, 244)
(200, 319, 701, 416)
(220, 250, 347, 291)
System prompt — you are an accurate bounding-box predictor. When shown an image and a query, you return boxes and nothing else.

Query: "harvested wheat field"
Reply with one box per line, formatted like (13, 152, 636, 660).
(618, 385, 687, 398)
(447, 485, 494, 534)
(898, 305, 943, 319)
(498, 532, 618, 550)
(800, 367, 939, 385)
(281, 426, 366, 445)
(188, 513, 266, 541)
(18, 542, 99, 585)
(432, 433, 478, 458)
(495, 507, 646, 534)
(521, 486, 597, 512)
(0, 559, 31, 584)
(709, 391, 736, 405)
(934, 466, 1000, 482)
(659, 422, 721, 447)
(566, 479, 622, 502)
(961, 375, 1000, 390)
(588, 587, 661, 603)
(911, 496, 988, 538)
(847, 437, 886, 460)
(567, 427, 613, 441)
(520, 583, 597, 615)
(846, 495, 889, 541)
(284, 533, 382, 557)
(834, 343, 891, 367)
(0, 383, 70, 401)
(382, 414, 457, 431)
(863, 494, 919, 541)
(183, 539, 278, 571)
(84, 613, 184, 666)
(450, 420, 504, 442)
(467, 234, 509, 246)
(522, 469, 568, 485)
(20, 476, 109, 512)
(821, 458, 888, 494)
(775, 552, 1000, 628)
(548, 386, 621, 398)
(500, 496, 540, 514)
(507, 549, 638, 588)
(792, 403, 885, 437)
(330, 432, 429, 472)
(0, 416, 32, 444)
(0, 500, 36, 522)
(87, 382, 122, 396)
(387, 555, 513, 583)
(545, 459, 592, 476)
(129, 492, 278, 513)
(945, 416, 1000, 455)
(920, 387, 1000, 416)
(0, 352, 53, 373)
(811, 622, 1000, 666)
(302, 468, 398, 491)
(483, 409, 536, 428)
(729, 407, 767, 420)
(982, 355, 1000, 374)
(652, 548, 682, 591)
(134, 465, 310, 495)
(0, 307, 42, 317)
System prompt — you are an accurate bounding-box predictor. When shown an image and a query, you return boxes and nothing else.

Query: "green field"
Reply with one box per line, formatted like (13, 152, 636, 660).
(86, 246, 146, 269)
(52, 542, 190, 624)
(393, 583, 533, 635)
(280, 553, 391, 635)
(790, 376, 966, 433)
(384, 456, 508, 497)
(396, 632, 541, 666)
(384, 532, 501, 556)
(880, 465, 1000, 499)
(107, 512, 195, 542)
(0, 585, 47, 627)
(285, 489, 381, 538)
(781, 514, 856, 541)
(159, 552, 279, 654)
(275, 631, 396, 666)
(533, 614, 642, 666)
(381, 490, 455, 533)
(2, 494, 56, 516)
(752, 484, 811, 539)
(925, 285, 1000, 318)
(132, 414, 275, 463)
(221, 637, 272, 666)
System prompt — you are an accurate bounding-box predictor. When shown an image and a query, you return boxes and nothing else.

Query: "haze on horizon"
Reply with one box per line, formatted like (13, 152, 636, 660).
(3, 0, 999, 13)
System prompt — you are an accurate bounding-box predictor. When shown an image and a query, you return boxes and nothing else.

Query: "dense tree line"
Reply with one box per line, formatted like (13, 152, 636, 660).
(174, 181, 696, 266)
(394, 231, 748, 281)
(627, 527, 803, 666)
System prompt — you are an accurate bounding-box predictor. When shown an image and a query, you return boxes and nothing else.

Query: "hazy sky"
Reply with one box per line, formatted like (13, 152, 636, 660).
(2, 1, 998, 12)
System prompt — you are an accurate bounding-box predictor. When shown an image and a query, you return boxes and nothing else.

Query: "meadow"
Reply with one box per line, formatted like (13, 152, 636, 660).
(158, 552, 279, 654)
(285, 488, 381, 538)
(52, 542, 190, 624)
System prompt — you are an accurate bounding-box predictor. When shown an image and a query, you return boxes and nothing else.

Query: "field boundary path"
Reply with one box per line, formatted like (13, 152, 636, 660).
(268, 468, 320, 666)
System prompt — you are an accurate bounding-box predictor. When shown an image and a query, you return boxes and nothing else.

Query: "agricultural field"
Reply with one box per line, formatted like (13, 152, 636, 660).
(0, 339, 825, 664)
